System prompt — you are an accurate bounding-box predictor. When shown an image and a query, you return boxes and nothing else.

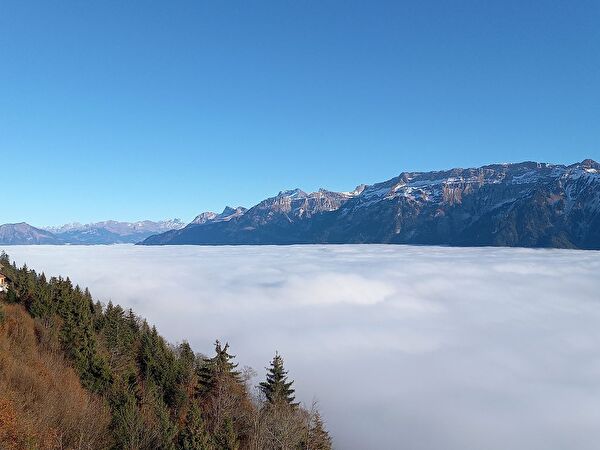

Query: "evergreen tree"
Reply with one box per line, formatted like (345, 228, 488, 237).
(101, 301, 138, 374)
(5, 287, 17, 304)
(152, 393, 178, 450)
(171, 341, 197, 409)
(27, 280, 52, 321)
(138, 323, 179, 405)
(198, 340, 241, 392)
(110, 384, 145, 450)
(58, 286, 111, 392)
(0, 250, 9, 266)
(197, 341, 247, 444)
(177, 341, 197, 374)
(260, 352, 298, 406)
(214, 417, 239, 450)
(179, 404, 214, 450)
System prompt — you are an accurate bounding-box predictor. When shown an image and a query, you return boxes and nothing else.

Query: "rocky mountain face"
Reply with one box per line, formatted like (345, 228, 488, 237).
(0, 223, 62, 245)
(143, 189, 360, 245)
(141, 160, 600, 249)
(191, 207, 247, 225)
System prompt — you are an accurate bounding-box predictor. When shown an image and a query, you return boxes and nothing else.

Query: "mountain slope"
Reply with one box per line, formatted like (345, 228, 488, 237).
(0, 303, 111, 449)
(141, 160, 600, 249)
(0, 223, 62, 245)
(191, 206, 247, 225)
(143, 189, 360, 245)
(316, 159, 600, 248)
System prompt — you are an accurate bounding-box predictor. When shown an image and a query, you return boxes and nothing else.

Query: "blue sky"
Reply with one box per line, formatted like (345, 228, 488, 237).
(1, 1, 598, 226)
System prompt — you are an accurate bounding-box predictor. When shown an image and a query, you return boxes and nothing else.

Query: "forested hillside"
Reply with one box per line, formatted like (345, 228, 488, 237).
(0, 253, 331, 450)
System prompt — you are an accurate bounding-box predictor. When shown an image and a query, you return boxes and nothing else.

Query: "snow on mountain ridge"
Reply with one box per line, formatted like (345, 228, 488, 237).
(44, 219, 185, 236)
(190, 207, 247, 225)
(354, 160, 600, 208)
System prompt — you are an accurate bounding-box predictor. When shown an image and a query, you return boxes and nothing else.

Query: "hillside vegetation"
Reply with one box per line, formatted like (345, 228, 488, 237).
(0, 253, 331, 450)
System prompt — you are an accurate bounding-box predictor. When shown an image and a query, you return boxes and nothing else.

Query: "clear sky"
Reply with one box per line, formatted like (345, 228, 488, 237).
(1, 1, 598, 226)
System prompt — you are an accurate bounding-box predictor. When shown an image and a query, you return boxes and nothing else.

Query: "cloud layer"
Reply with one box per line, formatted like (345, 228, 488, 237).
(4, 244, 600, 450)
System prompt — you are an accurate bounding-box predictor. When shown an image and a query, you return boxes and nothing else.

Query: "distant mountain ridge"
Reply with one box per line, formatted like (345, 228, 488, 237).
(44, 219, 184, 235)
(0, 219, 185, 245)
(0, 223, 62, 245)
(141, 159, 600, 249)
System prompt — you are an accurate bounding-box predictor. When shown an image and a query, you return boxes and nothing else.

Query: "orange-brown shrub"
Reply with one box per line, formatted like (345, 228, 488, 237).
(0, 303, 111, 450)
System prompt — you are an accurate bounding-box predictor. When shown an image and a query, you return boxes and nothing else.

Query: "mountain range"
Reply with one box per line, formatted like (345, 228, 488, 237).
(141, 159, 600, 249)
(2, 160, 599, 249)
(0, 222, 61, 245)
(0, 220, 185, 245)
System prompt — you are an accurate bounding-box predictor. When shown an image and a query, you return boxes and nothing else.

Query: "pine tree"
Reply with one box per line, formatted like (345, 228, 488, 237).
(5, 287, 17, 304)
(198, 340, 241, 392)
(27, 281, 52, 321)
(171, 341, 197, 409)
(260, 352, 298, 406)
(138, 323, 179, 406)
(102, 302, 137, 373)
(110, 385, 145, 450)
(179, 404, 214, 450)
(153, 394, 178, 450)
(197, 341, 247, 444)
(0, 250, 9, 266)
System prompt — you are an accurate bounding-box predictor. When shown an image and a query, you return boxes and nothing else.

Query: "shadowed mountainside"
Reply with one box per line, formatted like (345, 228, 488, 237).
(142, 159, 600, 249)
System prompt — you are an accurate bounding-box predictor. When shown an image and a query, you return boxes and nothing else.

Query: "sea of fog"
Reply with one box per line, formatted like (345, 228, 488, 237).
(3, 244, 600, 450)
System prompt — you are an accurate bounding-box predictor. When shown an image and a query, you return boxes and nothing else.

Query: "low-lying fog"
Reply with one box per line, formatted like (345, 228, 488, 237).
(4, 244, 600, 450)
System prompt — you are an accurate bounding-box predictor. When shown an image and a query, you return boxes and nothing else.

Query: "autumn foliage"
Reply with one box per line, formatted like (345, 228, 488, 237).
(0, 304, 111, 450)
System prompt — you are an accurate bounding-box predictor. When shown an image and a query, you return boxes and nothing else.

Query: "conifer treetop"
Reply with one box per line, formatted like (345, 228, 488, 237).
(260, 351, 298, 406)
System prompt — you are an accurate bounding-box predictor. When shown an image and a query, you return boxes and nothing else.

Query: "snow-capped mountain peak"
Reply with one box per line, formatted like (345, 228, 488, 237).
(141, 159, 600, 249)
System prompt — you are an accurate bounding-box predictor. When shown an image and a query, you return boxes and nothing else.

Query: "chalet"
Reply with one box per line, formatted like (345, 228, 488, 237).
(0, 265, 9, 292)
(0, 272, 7, 292)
